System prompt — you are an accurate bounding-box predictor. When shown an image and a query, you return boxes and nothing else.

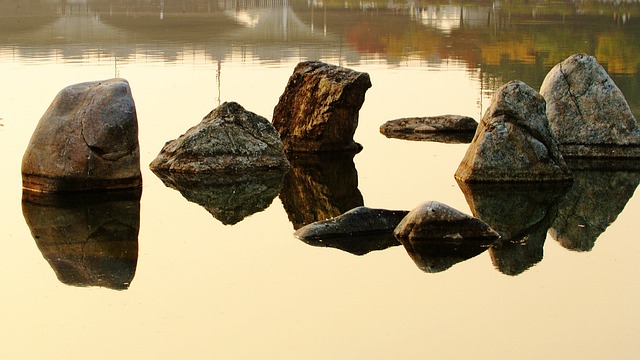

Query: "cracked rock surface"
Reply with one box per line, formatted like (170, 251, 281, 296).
(455, 80, 573, 182)
(540, 53, 640, 156)
(22, 78, 142, 192)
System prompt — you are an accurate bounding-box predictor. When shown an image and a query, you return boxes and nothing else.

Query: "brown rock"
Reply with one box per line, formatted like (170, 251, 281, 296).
(272, 61, 371, 152)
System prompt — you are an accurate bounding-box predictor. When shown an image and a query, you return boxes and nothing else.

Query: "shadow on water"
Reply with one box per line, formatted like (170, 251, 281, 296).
(550, 169, 640, 252)
(152, 170, 286, 225)
(21, 188, 141, 290)
(457, 180, 571, 275)
(279, 152, 364, 230)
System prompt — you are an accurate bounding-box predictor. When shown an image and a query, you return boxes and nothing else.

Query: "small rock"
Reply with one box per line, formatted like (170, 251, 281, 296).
(22, 78, 142, 193)
(380, 115, 478, 144)
(540, 53, 640, 157)
(455, 80, 573, 182)
(150, 101, 290, 173)
(393, 200, 500, 242)
(272, 61, 371, 152)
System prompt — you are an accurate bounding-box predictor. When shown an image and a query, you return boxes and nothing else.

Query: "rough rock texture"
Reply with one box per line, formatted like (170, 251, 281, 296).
(22, 189, 140, 290)
(272, 61, 371, 152)
(549, 170, 640, 252)
(380, 115, 477, 143)
(455, 80, 573, 182)
(457, 181, 569, 275)
(150, 101, 290, 173)
(540, 53, 640, 157)
(279, 152, 364, 229)
(294, 206, 407, 255)
(22, 78, 142, 193)
(393, 200, 500, 242)
(152, 170, 284, 225)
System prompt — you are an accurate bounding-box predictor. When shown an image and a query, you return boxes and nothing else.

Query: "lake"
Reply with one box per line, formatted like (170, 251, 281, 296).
(1, 1, 640, 359)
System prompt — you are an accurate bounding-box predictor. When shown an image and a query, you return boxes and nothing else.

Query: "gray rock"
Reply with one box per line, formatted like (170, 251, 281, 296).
(540, 53, 640, 157)
(22, 78, 142, 193)
(380, 115, 477, 143)
(393, 200, 500, 242)
(294, 206, 407, 255)
(150, 101, 290, 173)
(272, 61, 371, 152)
(455, 80, 573, 182)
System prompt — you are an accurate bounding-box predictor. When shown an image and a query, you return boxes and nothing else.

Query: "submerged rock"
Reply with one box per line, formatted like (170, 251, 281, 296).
(380, 115, 477, 143)
(22, 78, 142, 193)
(272, 61, 371, 152)
(393, 200, 500, 242)
(540, 53, 640, 158)
(150, 101, 290, 173)
(22, 189, 141, 290)
(455, 80, 572, 182)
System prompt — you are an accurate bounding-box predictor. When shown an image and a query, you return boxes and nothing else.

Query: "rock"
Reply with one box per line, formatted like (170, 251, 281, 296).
(455, 80, 573, 182)
(294, 206, 407, 255)
(21, 78, 142, 193)
(22, 189, 141, 290)
(152, 170, 285, 225)
(398, 235, 494, 273)
(380, 115, 477, 143)
(272, 61, 371, 152)
(540, 53, 640, 158)
(393, 200, 500, 242)
(279, 152, 364, 229)
(150, 101, 290, 173)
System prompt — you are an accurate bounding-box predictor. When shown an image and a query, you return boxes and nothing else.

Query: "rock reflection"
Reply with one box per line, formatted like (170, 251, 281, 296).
(152, 170, 285, 225)
(381, 131, 474, 144)
(398, 237, 495, 273)
(550, 169, 640, 252)
(457, 181, 570, 275)
(279, 152, 364, 229)
(22, 189, 141, 290)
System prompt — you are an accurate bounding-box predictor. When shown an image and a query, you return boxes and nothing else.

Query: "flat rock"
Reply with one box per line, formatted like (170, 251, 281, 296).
(540, 53, 640, 158)
(455, 80, 573, 182)
(150, 101, 290, 173)
(380, 115, 477, 143)
(22, 78, 142, 192)
(272, 61, 371, 152)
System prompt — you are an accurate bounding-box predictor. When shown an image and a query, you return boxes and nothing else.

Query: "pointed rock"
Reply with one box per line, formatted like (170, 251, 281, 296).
(150, 101, 290, 174)
(540, 53, 640, 158)
(455, 80, 572, 182)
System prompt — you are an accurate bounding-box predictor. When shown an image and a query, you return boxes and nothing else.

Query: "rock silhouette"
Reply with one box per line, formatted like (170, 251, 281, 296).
(22, 78, 142, 192)
(540, 53, 640, 158)
(272, 61, 371, 152)
(455, 80, 572, 182)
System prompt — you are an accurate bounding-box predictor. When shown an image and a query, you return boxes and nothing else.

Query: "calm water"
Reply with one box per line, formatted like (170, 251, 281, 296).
(2, 1, 640, 359)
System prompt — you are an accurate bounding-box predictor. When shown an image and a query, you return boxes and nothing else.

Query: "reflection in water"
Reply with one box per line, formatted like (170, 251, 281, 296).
(458, 181, 570, 275)
(301, 233, 400, 256)
(152, 170, 285, 225)
(279, 152, 364, 229)
(21, 189, 141, 290)
(550, 170, 640, 252)
(397, 237, 495, 273)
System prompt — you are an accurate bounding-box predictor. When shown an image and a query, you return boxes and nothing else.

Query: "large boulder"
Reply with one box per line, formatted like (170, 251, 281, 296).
(272, 61, 371, 152)
(22, 78, 142, 193)
(455, 80, 573, 182)
(150, 101, 290, 174)
(540, 53, 640, 158)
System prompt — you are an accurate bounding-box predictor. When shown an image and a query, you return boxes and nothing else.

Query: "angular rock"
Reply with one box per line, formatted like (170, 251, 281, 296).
(455, 80, 573, 182)
(22, 78, 142, 193)
(393, 200, 500, 242)
(22, 189, 141, 290)
(540, 53, 640, 158)
(272, 61, 371, 152)
(150, 101, 290, 173)
(380, 115, 477, 143)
